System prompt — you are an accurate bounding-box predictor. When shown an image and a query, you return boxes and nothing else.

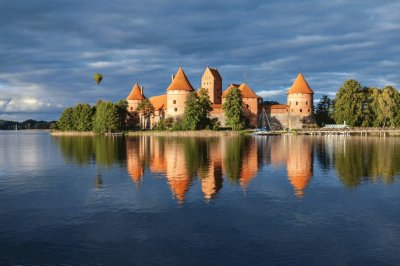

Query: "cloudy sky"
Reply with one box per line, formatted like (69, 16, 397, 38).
(0, 0, 399, 121)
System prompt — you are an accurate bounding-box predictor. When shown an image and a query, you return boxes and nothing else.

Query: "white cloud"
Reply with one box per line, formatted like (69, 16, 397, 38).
(0, 97, 62, 112)
(256, 89, 287, 98)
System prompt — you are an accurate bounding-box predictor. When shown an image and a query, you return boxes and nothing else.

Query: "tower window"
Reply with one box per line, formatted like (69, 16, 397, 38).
(308, 109, 310, 112)
(300, 109, 302, 112)
(174, 108, 178, 112)
(173, 100, 176, 104)
(130, 107, 133, 111)
(306, 101, 308, 105)
(296, 102, 298, 105)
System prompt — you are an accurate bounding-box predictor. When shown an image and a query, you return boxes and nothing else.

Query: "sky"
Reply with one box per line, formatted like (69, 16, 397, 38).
(0, 0, 399, 121)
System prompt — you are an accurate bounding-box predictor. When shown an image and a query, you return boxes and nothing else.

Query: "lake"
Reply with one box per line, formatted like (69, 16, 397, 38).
(0, 131, 399, 265)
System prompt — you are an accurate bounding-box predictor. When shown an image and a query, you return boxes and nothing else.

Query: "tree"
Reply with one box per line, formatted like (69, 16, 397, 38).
(73, 103, 93, 131)
(136, 99, 154, 129)
(223, 86, 244, 130)
(182, 88, 213, 130)
(371, 86, 400, 127)
(197, 88, 213, 128)
(333, 80, 365, 126)
(57, 107, 75, 131)
(315, 95, 334, 126)
(182, 92, 202, 130)
(92, 101, 120, 134)
(115, 99, 128, 130)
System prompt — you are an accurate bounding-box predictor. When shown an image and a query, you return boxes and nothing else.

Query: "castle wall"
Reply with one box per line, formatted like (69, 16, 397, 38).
(287, 93, 313, 116)
(243, 98, 259, 127)
(166, 90, 191, 118)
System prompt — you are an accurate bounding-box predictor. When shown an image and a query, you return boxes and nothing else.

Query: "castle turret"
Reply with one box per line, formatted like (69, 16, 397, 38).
(126, 83, 145, 113)
(166, 67, 194, 118)
(201, 67, 222, 104)
(287, 73, 314, 116)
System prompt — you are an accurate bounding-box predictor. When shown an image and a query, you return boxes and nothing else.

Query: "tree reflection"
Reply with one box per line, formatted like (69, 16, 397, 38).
(334, 137, 400, 187)
(56, 133, 400, 202)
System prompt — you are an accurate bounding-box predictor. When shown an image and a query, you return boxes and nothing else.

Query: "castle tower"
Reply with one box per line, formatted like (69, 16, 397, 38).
(286, 136, 313, 197)
(166, 67, 194, 118)
(287, 73, 314, 116)
(201, 67, 222, 104)
(126, 83, 145, 113)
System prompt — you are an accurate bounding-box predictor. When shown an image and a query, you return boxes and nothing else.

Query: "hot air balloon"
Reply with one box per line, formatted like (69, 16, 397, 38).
(93, 73, 103, 85)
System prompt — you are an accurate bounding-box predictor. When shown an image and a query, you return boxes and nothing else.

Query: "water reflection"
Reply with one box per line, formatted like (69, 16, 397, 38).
(332, 137, 400, 187)
(55, 135, 400, 202)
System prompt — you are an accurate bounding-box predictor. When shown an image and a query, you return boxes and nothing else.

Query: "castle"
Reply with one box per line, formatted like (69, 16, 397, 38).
(126, 67, 315, 129)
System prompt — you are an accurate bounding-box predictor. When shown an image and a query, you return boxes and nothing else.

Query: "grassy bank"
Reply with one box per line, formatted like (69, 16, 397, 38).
(50, 131, 96, 136)
(50, 130, 241, 137)
(125, 130, 240, 137)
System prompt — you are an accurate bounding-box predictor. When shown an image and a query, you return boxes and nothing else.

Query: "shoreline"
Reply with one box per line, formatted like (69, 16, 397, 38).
(50, 130, 241, 137)
(49, 128, 400, 137)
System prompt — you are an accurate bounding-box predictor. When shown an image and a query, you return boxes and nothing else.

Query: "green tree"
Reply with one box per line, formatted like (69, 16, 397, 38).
(197, 88, 213, 128)
(223, 86, 244, 130)
(115, 99, 128, 130)
(315, 95, 334, 126)
(182, 88, 213, 130)
(371, 86, 400, 127)
(333, 80, 365, 126)
(73, 103, 93, 131)
(57, 107, 75, 131)
(182, 92, 202, 130)
(136, 99, 154, 129)
(92, 101, 120, 134)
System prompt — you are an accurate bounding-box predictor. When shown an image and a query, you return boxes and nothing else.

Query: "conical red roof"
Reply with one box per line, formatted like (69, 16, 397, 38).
(127, 83, 145, 100)
(287, 73, 314, 94)
(167, 67, 194, 92)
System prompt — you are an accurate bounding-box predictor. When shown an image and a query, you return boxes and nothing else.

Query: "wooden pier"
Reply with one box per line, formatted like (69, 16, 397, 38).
(296, 128, 400, 137)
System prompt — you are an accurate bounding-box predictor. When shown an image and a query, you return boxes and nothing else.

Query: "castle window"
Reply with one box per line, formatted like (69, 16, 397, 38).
(306, 101, 308, 105)
(173, 100, 176, 104)
(300, 109, 302, 112)
(130, 107, 133, 111)
(308, 109, 310, 112)
(174, 108, 177, 112)
(296, 102, 298, 105)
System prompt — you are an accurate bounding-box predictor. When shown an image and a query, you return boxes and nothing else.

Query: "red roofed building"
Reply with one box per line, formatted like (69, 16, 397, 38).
(126, 68, 315, 129)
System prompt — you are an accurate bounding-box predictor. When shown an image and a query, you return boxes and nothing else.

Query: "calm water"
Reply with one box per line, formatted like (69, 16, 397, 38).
(0, 131, 400, 265)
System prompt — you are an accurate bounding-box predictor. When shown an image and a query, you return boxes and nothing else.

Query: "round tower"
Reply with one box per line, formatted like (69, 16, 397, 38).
(126, 83, 145, 113)
(166, 67, 194, 118)
(287, 73, 314, 116)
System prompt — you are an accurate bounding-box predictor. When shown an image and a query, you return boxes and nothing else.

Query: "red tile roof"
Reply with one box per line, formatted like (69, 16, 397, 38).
(222, 83, 259, 98)
(127, 83, 145, 100)
(266, 104, 289, 109)
(238, 83, 258, 98)
(222, 84, 240, 97)
(207, 67, 222, 80)
(167, 67, 194, 92)
(149, 94, 167, 110)
(287, 73, 314, 94)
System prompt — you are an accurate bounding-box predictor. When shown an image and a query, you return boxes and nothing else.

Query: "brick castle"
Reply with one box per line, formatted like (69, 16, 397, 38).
(126, 67, 314, 129)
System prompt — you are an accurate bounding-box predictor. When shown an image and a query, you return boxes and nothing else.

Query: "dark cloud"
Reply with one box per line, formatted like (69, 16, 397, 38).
(0, 0, 399, 121)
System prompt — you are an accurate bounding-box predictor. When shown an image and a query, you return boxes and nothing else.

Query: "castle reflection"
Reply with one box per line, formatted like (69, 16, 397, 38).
(125, 135, 314, 202)
(55, 134, 400, 203)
